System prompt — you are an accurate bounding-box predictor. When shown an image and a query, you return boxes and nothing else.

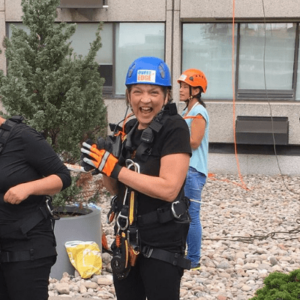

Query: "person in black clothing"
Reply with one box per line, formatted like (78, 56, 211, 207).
(81, 56, 191, 300)
(0, 115, 71, 300)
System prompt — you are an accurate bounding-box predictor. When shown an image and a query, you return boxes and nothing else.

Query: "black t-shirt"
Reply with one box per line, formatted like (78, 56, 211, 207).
(0, 121, 71, 255)
(118, 111, 192, 252)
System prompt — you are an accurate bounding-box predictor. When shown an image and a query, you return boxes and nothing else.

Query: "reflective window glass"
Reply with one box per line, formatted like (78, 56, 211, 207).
(239, 23, 296, 90)
(182, 24, 237, 100)
(115, 23, 165, 95)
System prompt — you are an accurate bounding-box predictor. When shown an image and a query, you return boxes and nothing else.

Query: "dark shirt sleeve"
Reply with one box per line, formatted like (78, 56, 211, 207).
(22, 126, 71, 190)
(161, 116, 192, 158)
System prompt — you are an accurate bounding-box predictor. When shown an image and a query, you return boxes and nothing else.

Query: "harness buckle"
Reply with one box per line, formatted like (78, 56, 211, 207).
(171, 201, 183, 219)
(142, 246, 153, 258)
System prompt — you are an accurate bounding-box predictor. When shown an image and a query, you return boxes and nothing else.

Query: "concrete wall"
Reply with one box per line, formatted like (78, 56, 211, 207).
(180, 0, 300, 20)
(208, 153, 300, 176)
(5, 0, 167, 22)
(207, 101, 300, 144)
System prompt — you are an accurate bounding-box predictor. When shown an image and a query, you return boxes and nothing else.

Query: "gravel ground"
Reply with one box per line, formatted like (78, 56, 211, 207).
(49, 173, 300, 300)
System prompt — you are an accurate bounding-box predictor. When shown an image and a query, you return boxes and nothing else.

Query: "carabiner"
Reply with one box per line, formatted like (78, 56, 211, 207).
(117, 212, 129, 231)
(125, 159, 140, 173)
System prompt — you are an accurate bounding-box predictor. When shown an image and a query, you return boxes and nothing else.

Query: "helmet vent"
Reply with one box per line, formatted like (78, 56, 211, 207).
(159, 63, 165, 79)
(127, 63, 136, 78)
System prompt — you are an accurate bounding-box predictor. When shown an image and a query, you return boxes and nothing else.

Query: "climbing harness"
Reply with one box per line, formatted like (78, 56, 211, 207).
(107, 103, 192, 279)
(0, 196, 58, 263)
(109, 159, 191, 279)
(0, 117, 59, 262)
(111, 160, 140, 280)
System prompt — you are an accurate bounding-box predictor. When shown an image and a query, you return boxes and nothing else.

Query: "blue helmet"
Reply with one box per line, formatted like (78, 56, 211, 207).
(125, 56, 171, 88)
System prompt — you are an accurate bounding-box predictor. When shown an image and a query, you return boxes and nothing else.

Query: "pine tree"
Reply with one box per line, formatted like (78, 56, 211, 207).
(0, 0, 107, 161)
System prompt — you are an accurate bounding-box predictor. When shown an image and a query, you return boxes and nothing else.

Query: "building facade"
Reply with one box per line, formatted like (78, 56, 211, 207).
(1, 0, 300, 175)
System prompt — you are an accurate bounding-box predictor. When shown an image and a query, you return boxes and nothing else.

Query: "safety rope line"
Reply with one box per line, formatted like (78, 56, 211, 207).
(208, 173, 251, 190)
(202, 222, 300, 244)
(231, 0, 249, 191)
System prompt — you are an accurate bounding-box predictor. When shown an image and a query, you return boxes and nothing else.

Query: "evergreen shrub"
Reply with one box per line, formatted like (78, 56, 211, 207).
(250, 269, 300, 300)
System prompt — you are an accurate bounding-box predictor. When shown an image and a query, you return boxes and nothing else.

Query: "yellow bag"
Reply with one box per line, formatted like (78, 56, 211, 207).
(65, 240, 102, 279)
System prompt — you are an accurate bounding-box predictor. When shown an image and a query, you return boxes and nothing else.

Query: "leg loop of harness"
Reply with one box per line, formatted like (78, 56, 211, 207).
(0, 249, 35, 263)
(141, 246, 191, 270)
(0, 196, 57, 239)
(0, 247, 57, 263)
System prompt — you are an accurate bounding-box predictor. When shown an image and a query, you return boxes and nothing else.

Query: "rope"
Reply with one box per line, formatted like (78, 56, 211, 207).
(231, 0, 249, 191)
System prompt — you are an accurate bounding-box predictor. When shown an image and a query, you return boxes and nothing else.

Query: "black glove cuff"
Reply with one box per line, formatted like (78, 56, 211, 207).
(111, 164, 122, 179)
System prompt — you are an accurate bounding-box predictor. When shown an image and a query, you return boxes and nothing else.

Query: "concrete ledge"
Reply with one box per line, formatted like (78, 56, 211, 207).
(49, 297, 99, 300)
(208, 153, 300, 176)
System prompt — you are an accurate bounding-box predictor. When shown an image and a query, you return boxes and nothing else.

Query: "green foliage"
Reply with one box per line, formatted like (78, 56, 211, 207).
(250, 270, 300, 300)
(52, 175, 83, 208)
(0, 0, 107, 160)
(52, 174, 100, 208)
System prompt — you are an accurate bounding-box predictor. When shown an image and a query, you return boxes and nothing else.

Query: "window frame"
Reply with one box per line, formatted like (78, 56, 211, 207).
(5, 21, 166, 99)
(181, 22, 300, 102)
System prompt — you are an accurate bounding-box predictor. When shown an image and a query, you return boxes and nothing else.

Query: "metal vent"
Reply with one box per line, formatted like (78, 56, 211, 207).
(237, 89, 294, 100)
(236, 116, 289, 145)
(59, 0, 102, 8)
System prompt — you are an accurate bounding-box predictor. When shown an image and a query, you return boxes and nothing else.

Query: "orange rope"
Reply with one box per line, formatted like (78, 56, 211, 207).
(115, 112, 134, 140)
(231, 0, 249, 191)
(208, 173, 250, 190)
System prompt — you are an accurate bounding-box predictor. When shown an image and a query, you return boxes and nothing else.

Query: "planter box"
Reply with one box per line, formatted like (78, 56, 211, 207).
(50, 206, 102, 279)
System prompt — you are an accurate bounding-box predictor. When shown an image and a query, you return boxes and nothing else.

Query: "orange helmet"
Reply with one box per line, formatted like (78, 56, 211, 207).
(177, 69, 207, 93)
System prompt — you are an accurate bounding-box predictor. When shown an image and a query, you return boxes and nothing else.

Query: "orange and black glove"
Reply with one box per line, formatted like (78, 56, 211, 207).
(80, 140, 122, 179)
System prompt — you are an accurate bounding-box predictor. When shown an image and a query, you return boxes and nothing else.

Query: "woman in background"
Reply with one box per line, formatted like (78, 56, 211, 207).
(178, 69, 209, 270)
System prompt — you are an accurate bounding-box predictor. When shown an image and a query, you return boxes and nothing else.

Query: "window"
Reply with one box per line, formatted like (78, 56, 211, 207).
(7, 22, 165, 97)
(182, 22, 299, 101)
(238, 23, 296, 100)
(70, 23, 113, 94)
(182, 23, 237, 100)
(115, 23, 165, 95)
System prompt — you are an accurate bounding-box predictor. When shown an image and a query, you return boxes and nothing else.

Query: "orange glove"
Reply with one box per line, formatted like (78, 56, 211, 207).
(81, 141, 122, 179)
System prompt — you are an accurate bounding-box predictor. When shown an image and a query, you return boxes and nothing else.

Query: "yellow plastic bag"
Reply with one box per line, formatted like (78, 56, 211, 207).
(65, 240, 102, 279)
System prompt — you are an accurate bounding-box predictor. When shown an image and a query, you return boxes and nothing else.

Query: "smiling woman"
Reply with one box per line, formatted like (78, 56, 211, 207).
(80, 56, 192, 300)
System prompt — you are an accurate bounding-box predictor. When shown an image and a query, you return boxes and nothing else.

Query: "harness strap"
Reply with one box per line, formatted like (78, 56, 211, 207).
(142, 246, 191, 270)
(137, 199, 189, 226)
(134, 103, 178, 162)
(0, 247, 57, 263)
(183, 115, 203, 120)
(0, 197, 54, 238)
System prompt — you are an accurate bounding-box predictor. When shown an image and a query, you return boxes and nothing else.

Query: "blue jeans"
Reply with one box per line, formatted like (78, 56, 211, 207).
(184, 167, 206, 267)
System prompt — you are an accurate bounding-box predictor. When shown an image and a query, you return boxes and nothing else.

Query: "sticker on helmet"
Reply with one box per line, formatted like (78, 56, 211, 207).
(137, 70, 156, 83)
(178, 74, 187, 81)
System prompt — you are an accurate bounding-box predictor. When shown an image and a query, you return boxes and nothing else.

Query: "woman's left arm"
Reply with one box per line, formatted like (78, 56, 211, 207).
(4, 175, 63, 205)
(117, 152, 190, 202)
